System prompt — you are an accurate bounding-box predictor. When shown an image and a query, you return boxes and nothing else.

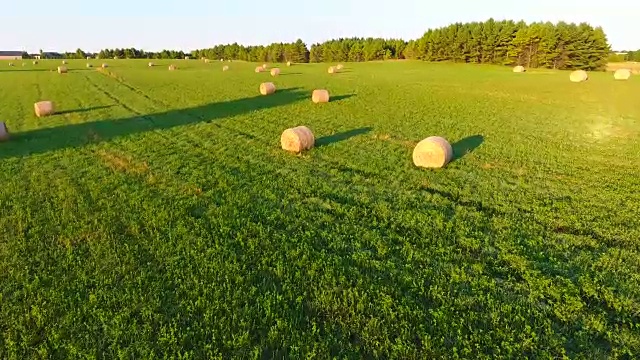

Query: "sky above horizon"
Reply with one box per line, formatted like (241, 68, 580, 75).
(2, 0, 638, 53)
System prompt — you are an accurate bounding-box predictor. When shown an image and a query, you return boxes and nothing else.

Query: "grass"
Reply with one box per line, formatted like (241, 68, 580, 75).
(1, 59, 639, 359)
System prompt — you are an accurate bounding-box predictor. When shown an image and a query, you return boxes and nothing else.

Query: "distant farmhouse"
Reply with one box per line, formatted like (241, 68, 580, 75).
(0, 51, 24, 60)
(33, 52, 63, 60)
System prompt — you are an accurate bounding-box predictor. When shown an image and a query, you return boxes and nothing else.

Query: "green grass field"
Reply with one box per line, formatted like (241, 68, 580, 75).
(1, 59, 639, 358)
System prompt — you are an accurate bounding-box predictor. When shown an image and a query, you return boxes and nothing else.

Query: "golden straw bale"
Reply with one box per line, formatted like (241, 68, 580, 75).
(311, 89, 330, 103)
(513, 65, 525, 73)
(148, 62, 155, 67)
(34, 101, 55, 117)
(57, 66, 68, 74)
(0, 122, 9, 142)
(255, 66, 264, 73)
(262, 63, 268, 69)
(169, 65, 177, 71)
(570, 70, 588, 82)
(270, 68, 280, 76)
(101, 63, 108, 68)
(260, 82, 276, 95)
(222, 65, 229, 71)
(412, 136, 453, 169)
(614, 69, 631, 80)
(328, 66, 337, 74)
(281, 126, 315, 153)
(287, 61, 292, 66)
(336, 64, 344, 70)
(86, 63, 92, 68)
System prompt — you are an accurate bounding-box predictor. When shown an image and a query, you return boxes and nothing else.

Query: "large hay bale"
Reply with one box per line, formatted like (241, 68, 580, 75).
(255, 66, 264, 73)
(328, 66, 337, 74)
(101, 63, 108, 69)
(148, 62, 155, 67)
(33, 61, 38, 65)
(336, 64, 344, 70)
(57, 66, 68, 74)
(270, 68, 281, 76)
(281, 126, 315, 153)
(62, 60, 67, 65)
(312, 89, 330, 103)
(86, 63, 93, 68)
(614, 69, 631, 80)
(222, 65, 230, 71)
(287, 61, 292, 67)
(412, 136, 453, 169)
(204, 59, 210, 63)
(262, 63, 268, 70)
(0, 122, 9, 142)
(168, 65, 177, 71)
(184, 56, 190, 60)
(513, 65, 525, 73)
(34, 101, 55, 117)
(260, 82, 276, 95)
(8, 63, 13, 67)
(570, 70, 588, 83)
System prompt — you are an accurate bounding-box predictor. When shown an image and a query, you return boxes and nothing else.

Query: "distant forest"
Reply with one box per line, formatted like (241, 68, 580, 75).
(56, 19, 638, 70)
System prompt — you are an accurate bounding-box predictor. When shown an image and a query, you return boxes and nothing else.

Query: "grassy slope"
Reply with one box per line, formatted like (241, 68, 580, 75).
(0, 59, 639, 358)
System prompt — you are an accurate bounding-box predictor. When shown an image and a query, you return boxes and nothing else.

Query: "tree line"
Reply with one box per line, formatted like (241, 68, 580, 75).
(65, 19, 630, 70)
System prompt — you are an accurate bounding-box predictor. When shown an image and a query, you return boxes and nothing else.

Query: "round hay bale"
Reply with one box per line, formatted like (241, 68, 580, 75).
(101, 63, 108, 69)
(260, 82, 276, 96)
(312, 89, 330, 103)
(412, 136, 453, 169)
(614, 69, 631, 80)
(8, 63, 14, 67)
(0, 122, 9, 142)
(287, 61, 292, 67)
(336, 64, 344, 70)
(222, 65, 230, 72)
(270, 68, 280, 77)
(570, 70, 588, 83)
(328, 66, 337, 74)
(62, 60, 67, 65)
(113, 56, 118, 60)
(34, 101, 55, 117)
(86, 63, 93, 68)
(513, 65, 525, 73)
(281, 126, 315, 153)
(204, 59, 210, 63)
(168, 65, 177, 71)
(33, 61, 38, 65)
(57, 66, 68, 74)
(262, 63, 268, 70)
(86, 56, 91, 60)
(148, 62, 155, 67)
(255, 66, 264, 73)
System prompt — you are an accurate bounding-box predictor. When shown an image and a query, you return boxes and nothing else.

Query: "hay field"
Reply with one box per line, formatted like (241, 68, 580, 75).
(1, 59, 639, 358)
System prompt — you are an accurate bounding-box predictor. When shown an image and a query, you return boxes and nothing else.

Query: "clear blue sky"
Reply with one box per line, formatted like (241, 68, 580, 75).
(2, 0, 638, 53)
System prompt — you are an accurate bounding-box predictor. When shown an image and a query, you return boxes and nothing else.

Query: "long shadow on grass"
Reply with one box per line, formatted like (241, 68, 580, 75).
(0, 88, 307, 160)
(331, 94, 355, 102)
(57, 105, 116, 115)
(451, 134, 484, 162)
(315, 127, 373, 148)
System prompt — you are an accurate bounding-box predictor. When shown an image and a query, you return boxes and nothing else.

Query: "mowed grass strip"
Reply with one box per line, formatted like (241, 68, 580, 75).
(0, 59, 639, 358)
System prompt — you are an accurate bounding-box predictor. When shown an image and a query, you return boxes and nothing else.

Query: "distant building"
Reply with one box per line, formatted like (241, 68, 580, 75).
(0, 51, 23, 60)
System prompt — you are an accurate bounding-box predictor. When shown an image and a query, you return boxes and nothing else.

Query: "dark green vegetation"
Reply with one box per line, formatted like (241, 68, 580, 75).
(1, 60, 639, 358)
(87, 19, 610, 70)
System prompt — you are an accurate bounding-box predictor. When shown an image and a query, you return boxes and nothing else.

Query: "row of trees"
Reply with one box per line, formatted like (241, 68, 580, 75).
(83, 19, 619, 70)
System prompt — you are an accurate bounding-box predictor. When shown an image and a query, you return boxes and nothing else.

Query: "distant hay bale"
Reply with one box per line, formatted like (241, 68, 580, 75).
(33, 61, 38, 65)
(184, 56, 190, 60)
(281, 126, 315, 153)
(255, 66, 264, 73)
(614, 69, 631, 80)
(412, 136, 453, 169)
(86, 56, 91, 60)
(570, 70, 588, 83)
(222, 65, 229, 71)
(86, 63, 92, 68)
(262, 63, 268, 70)
(259, 82, 276, 95)
(34, 101, 55, 117)
(169, 65, 177, 71)
(0, 122, 9, 142)
(101, 63, 108, 69)
(270, 68, 280, 76)
(287, 61, 292, 66)
(336, 64, 344, 70)
(204, 59, 210, 63)
(8, 63, 13, 67)
(228, 59, 231, 62)
(328, 66, 337, 74)
(312, 89, 330, 103)
(57, 66, 68, 74)
(114, 56, 118, 60)
(513, 65, 526, 73)
(148, 62, 154, 67)
(62, 60, 67, 65)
